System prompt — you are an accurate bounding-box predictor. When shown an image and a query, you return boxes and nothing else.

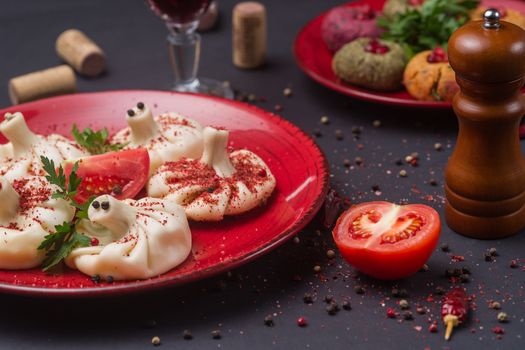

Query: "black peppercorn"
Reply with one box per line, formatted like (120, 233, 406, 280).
(91, 275, 101, 283)
(354, 285, 365, 294)
(403, 311, 414, 320)
(324, 295, 334, 303)
(264, 315, 274, 327)
(127, 109, 135, 117)
(183, 329, 193, 340)
(326, 302, 339, 315)
(106, 275, 114, 283)
(211, 330, 221, 339)
(303, 293, 313, 304)
(342, 300, 351, 310)
(440, 243, 450, 252)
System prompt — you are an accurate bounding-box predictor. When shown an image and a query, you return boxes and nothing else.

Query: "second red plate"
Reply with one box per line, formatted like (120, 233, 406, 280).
(294, 0, 525, 109)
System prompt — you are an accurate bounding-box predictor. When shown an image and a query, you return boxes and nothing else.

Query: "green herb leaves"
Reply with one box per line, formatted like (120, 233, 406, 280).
(38, 156, 92, 271)
(378, 0, 480, 58)
(72, 124, 127, 155)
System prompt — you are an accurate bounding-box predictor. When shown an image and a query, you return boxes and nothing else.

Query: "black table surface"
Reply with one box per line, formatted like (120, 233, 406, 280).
(1, 0, 524, 349)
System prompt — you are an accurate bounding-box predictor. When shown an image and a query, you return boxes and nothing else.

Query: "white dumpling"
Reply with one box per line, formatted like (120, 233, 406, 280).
(148, 127, 276, 221)
(0, 112, 89, 182)
(0, 176, 75, 269)
(65, 195, 192, 280)
(111, 103, 203, 173)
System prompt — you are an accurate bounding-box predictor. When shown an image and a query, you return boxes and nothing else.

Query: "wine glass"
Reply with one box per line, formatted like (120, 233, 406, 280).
(146, 0, 234, 99)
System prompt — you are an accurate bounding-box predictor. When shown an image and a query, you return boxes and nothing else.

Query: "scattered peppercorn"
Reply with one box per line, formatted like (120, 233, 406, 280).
(509, 259, 519, 268)
(399, 299, 409, 310)
(416, 305, 426, 314)
(497, 312, 508, 323)
(490, 301, 501, 310)
(395, 159, 403, 166)
(283, 88, 293, 97)
(435, 286, 445, 295)
(488, 247, 498, 256)
(292, 237, 300, 244)
(354, 285, 365, 294)
(399, 169, 407, 177)
(303, 293, 314, 304)
(264, 314, 275, 327)
(183, 330, 193, 340)
(324, 295, 334, 303)
(459, 274, 470, 283)
(313, 129, 322, 138)
(101, 201, 110, 210)
(429, 179, 438, 186)
(91, 274, 101, 283)
(351, 126, 361, 135)
(151, 336, 161, 346)
(211, 330, 221, 339)
(355, 156, 363, 166)
(326, 302, 339, 315)
(434, 142, 443, 151)
(342, 300, 352, 310)
(106, 275, 114, 283)
(372, 120, 381, 128)
(484, 253, 494, 262)
(326, 249, 336, 259)
(403, 311, 414, 320)
(335, 129, 344, 140)
(320, 116, 330, 125)
(112, 185, 122, 195)
(297, 317, 308, 327)
(343, 158, 351, 168)
(420, 264, 429, 272)
(391, 288, 408, 298)
(371, 184, 380, 192)
(313, 265, 321, 273)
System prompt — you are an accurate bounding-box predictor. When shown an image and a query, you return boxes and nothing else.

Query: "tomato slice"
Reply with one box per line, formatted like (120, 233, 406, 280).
(63, 149, 150, 204)
(332, 201, 440, 280)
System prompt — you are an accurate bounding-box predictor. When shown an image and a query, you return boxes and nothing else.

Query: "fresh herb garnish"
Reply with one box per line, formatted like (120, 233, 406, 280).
(377, 0, 480, 58)
(38, 156, 93, 271)
(72, 124, 127, 155)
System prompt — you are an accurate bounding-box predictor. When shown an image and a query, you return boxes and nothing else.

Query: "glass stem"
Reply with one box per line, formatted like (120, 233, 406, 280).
(166, 21, 201, 89)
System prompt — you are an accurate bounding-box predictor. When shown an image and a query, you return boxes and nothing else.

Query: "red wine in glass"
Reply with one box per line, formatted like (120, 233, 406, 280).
(147, 0, 211, 24)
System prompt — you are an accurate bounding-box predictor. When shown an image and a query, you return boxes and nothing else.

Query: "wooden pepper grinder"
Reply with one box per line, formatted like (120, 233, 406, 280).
(445, 9, 525, 239)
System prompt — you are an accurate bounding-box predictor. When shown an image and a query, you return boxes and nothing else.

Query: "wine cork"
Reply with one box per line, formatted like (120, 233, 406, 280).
(56, 29, 106, 77)
(233, 2, 266, 69)
(8, 65, 76, 105)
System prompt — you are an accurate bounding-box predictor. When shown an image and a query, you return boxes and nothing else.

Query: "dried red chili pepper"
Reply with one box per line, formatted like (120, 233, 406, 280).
(441, 287, 468, 340)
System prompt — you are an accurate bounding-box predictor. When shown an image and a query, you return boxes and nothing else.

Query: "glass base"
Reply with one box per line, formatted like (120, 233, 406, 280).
(172, 77, 234, 99)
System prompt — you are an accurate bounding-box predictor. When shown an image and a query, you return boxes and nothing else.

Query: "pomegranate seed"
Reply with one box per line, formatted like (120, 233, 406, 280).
(492, 326, 505, 335)
(433, 47, 445, 57)
(297, 317, 308, 327)
(258, 169, 267, 177)
(376, 46, 389, 54)
(386, 308, 396, 318)
(429, 322, 438, 333)
(90, 237, 100, 246)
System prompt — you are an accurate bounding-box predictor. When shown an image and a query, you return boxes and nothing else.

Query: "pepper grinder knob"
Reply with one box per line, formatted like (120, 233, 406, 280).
(483, 8, 501, 29)
(445, 14, 525, 239)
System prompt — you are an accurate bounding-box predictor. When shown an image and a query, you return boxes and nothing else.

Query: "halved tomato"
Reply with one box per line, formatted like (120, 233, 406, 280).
(333, 201, 440, 280)
(63, 148, 150, 203)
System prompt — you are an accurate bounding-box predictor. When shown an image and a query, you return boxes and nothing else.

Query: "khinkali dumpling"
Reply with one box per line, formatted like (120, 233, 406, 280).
(0, 176, 75, 269)
(148, 127, 276, 221)
(66, 195, 192, 280)
(111, 103, 203, 173)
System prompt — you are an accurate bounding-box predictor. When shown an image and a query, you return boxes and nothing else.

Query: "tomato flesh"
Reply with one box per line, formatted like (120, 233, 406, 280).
(333, 201, 440, 280)
(64, 148, 150, 203)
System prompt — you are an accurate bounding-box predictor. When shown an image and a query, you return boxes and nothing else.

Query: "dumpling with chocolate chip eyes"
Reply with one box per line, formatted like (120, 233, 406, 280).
(111, 102, 204, 173)
(65, 195, 191, 280)
(0, 176, 75, 269)
(0, 112, 89, 182)
(148, 127, 276, 221)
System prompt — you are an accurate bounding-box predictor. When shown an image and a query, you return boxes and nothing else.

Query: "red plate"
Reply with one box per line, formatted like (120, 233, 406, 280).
(0, 91, 329, 297)
(294, 0, 525, 108)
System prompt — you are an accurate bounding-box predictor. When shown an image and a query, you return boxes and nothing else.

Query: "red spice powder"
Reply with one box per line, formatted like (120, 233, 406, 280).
(12, 178, 51, 214)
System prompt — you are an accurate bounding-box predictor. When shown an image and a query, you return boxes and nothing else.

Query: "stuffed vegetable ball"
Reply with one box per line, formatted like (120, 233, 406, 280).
(403, 48, 459, 102)
(382, 0, 425, 19)
(322, 5, 383, 52)
(332, 38, 406, 91)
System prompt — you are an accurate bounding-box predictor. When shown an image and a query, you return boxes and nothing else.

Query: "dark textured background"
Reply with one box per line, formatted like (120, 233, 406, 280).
(0, 0, 524, 349)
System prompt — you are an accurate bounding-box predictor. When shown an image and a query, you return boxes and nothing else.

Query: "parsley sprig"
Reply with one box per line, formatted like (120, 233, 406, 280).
(377, 0, 480, 58)
(38, 156, 93, 271)
(72, 124, 127, 155)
